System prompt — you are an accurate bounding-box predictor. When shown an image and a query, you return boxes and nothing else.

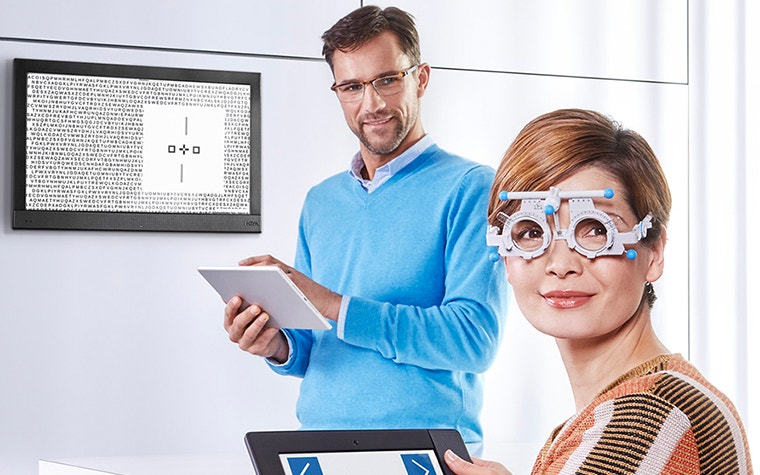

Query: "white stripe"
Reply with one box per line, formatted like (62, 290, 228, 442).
(634, 407, 690, 475)
(558, 400, 615, 475)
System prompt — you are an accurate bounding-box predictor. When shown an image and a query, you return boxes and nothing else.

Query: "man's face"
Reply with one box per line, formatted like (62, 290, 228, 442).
(330, 31, 427, 161)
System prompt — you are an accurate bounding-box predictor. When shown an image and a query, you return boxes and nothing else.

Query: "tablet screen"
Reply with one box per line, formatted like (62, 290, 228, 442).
(279, 449, 445, 475)
(245, 429, 468, 475)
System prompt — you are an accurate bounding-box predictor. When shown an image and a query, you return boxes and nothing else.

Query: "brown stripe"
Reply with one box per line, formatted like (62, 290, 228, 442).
(574, 394, 673, 474)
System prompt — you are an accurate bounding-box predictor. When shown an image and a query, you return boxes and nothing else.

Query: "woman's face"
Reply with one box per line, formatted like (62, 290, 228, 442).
(503, 167, 665, 341)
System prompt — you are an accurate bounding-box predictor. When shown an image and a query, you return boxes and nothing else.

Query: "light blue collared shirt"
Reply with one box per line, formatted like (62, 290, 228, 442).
(348, 134, 434, 193)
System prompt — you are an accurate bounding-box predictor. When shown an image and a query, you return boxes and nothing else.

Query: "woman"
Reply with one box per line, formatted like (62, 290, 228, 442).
(445, 109, 753, 474)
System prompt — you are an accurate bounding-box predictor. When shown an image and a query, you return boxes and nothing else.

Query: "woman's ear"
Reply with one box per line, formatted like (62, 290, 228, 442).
(502, 257, 513, 284)
(645, 227, 667, 283)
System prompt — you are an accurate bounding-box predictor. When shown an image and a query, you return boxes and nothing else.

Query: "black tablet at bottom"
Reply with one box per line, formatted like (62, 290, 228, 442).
(244, 428, 472, 475)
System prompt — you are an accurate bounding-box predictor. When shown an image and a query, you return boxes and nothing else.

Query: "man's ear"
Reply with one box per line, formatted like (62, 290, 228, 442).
(416, 62, 431, 98)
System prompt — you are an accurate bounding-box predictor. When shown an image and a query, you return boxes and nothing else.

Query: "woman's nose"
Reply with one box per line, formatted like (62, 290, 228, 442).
(543, 238, 583, 278)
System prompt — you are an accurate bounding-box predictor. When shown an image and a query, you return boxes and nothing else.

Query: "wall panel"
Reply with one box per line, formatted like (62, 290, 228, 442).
(0, 2, 695, 474)
(380, 0, 687, 83)
(420, 68, 688, 471)
(0, 39, 355, 475)
(0, 0, 357, 59)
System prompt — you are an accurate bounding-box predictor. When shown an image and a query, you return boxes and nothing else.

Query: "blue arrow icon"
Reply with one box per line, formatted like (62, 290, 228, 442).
(401, 453, 435, 475)
(286, 456, 323, 475)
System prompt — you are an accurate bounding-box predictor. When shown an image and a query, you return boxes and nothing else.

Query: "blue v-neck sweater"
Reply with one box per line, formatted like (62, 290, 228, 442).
(271, 144, 507, 445)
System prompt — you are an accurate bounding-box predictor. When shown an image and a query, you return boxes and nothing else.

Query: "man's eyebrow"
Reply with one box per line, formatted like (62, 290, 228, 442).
(336, 70, 404, 85)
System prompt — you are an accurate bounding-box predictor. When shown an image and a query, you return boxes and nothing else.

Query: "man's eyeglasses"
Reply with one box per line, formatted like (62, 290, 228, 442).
(330, 65, 419, 103)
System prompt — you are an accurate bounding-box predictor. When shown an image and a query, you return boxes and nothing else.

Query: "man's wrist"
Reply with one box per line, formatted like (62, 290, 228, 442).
(268, 331, 290, 364)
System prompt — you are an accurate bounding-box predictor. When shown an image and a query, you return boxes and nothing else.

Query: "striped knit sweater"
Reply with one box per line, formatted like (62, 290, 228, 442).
(532, 354, 753, 474)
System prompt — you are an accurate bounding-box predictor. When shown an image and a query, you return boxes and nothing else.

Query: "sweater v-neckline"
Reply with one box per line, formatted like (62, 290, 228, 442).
(352, 147, 436, 202)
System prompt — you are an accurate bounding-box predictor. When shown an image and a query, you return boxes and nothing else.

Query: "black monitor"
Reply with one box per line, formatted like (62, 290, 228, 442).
(12, 58, 261, 232)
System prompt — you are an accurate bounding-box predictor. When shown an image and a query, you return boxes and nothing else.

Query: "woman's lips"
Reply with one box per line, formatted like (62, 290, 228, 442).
(542, 290, 593, 309)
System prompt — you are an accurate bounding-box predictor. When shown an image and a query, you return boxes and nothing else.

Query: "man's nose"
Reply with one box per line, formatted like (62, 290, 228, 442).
(361, 83, 385, 110)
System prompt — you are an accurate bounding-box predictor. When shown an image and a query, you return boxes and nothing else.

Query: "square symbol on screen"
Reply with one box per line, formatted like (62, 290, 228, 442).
(142, 104, 225, 193)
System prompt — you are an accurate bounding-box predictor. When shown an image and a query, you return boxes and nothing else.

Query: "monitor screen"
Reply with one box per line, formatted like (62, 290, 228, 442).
(12, 58, 261, 232)
(245, 429, 469, 475)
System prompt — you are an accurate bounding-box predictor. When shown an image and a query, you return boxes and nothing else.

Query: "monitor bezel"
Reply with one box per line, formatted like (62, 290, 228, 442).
(12, 58, 262, 232)
(244, 429, 471, 475)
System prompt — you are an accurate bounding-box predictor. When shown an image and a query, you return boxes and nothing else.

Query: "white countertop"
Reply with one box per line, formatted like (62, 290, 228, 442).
(39, 453, 253, 475)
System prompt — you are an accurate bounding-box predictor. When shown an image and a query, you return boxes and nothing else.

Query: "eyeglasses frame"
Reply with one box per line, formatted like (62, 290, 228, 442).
(330, 64, 420, 102)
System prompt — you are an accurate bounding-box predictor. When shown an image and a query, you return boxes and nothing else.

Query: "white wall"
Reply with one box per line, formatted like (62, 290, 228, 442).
(689, 0, 758, 463)
(1, 1, 752, 475)
(746, 0, 760, 457)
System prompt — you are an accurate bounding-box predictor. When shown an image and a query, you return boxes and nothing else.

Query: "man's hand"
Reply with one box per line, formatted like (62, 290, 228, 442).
(224, 297, 290, 363)
(238, 254, 342, 321)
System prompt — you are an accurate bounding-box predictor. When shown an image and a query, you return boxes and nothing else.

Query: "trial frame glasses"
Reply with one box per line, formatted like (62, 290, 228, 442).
(486, 187, 653, 260)
(330, 64, 419, 103)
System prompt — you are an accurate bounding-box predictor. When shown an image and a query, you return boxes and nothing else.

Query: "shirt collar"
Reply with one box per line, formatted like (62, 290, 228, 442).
(349, 135, 434, 192)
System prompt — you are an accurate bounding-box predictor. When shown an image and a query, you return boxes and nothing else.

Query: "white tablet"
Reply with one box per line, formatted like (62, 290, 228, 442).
(198, 266, 332, 330)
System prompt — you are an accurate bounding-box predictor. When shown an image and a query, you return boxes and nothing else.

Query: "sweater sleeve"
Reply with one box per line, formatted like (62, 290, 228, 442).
(542, 394, 702, 474)
(266, 209, 316, 378)
(266, 328, 313, 377)
(340, 166, 507, 373)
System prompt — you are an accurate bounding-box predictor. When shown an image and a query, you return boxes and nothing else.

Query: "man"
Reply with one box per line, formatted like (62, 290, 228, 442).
(224, 5, 506, 454)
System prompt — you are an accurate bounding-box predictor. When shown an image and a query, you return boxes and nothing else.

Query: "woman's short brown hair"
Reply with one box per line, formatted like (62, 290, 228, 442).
(489, 108, 672, 246)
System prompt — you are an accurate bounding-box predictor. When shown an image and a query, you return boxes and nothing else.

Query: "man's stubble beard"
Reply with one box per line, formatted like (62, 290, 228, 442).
(355, 104, 419, 156)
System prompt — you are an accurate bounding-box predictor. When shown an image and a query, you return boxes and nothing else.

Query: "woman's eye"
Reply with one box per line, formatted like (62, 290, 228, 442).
(524, 228, 543, 239)
(511, 222, 544, 250)
(582, 223, 607, 237)
(575, 219, 608, 249)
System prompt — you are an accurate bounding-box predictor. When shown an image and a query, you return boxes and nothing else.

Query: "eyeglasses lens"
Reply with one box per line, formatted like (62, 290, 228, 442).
(510, 219, 545, 252)
(336, 75, 403, 102)
(573, 218, 609, 252)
